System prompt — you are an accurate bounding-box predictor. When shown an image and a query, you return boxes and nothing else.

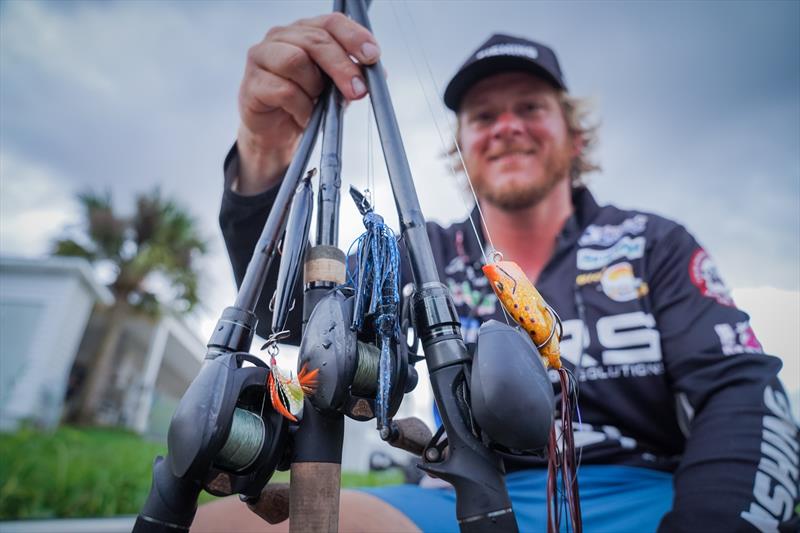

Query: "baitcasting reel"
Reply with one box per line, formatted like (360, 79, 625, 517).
(468, 320, 555, 453)
(168, 351, 289, 498)
(136, 320, 292, 531)
(298, 289, 419, 424)
(417, 319, 555, 473)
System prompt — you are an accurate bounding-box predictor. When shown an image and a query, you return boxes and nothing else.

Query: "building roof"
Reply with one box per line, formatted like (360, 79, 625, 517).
(0, 255, 115, 305)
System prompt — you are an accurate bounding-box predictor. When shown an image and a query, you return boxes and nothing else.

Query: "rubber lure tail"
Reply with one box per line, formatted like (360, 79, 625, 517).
(482, 259, 562, 369)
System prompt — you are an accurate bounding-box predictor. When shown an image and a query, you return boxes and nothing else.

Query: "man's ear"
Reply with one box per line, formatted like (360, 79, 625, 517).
(452, 114, 464, 153)
(571, 132, 585, 158)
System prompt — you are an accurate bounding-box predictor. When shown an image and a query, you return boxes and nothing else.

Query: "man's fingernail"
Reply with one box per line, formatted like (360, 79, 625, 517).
(361, 42, 380, 61)
(351, 76, 367, 97)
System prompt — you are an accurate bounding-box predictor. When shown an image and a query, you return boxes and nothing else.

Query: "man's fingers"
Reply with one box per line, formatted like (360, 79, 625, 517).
(306, 12, 381, 65)
(239, 68, 314, 129)
(269, 24, 368, 101)
(247, 41, 325, 100)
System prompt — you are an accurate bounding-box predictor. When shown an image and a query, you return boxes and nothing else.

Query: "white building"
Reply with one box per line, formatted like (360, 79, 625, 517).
(0, 256, 204, 438)
(0, 255, 432, 474)
(0, 256, 113, 430)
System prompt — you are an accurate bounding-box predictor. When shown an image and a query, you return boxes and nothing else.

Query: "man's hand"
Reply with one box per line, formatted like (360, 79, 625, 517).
(235, 13, 381, 195)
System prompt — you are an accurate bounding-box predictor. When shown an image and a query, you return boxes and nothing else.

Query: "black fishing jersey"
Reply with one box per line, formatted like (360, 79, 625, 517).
(220, 148, 799, 532)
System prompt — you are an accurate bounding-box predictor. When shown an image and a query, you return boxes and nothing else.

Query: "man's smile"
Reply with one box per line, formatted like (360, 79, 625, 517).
(487, 148, 537, 162)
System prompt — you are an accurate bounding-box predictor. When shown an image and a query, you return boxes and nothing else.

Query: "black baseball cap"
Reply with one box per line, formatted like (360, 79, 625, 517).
(443, 33, 567, 111)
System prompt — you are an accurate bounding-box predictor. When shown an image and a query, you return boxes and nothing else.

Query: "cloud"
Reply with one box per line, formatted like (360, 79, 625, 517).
(0, 151, 79, 256)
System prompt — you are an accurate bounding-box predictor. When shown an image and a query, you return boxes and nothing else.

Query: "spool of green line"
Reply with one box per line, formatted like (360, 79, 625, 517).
(216, 408, 265, 472)
(352, 341, 380, 396)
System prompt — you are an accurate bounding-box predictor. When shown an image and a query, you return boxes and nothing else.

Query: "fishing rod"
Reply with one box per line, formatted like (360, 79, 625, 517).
(132, 88, 327, 531)
(342, 1, 518, 529)
(134, 1, 563, 531)
(279, 1, 348, 527)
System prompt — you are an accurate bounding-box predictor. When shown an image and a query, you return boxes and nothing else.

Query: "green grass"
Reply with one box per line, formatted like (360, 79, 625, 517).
(0, 426, 403, 520)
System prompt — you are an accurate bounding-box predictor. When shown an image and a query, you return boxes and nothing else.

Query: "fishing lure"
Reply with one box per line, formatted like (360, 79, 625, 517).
(263, 333, 319, 422)
(482, 258, 562, 369)
(482, 256, 582, 533)
(348, 186, 400, 431)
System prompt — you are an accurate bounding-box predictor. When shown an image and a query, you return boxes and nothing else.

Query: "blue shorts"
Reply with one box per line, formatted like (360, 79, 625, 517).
(359, 465, 673, 532)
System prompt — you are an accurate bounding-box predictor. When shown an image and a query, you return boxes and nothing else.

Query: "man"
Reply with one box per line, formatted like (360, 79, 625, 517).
(194, 13, 799, 533)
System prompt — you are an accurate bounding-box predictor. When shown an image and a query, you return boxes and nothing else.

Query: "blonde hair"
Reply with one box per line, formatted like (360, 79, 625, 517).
(447, 92, 600, 187)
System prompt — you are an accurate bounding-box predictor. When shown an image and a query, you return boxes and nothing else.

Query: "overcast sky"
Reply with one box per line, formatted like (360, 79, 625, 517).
(1, 0, 798, 414)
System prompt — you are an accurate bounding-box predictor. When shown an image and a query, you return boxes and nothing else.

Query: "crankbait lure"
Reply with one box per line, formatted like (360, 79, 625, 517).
(263, 332, 319, 422)
(482, 258, 562, 369)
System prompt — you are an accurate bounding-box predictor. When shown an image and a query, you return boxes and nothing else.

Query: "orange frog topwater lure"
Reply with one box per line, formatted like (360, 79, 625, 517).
(482, 259, 562, 369)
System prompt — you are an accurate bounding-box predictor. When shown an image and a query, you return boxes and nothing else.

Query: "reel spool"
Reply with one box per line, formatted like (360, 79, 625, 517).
(298, 290, 418, 421)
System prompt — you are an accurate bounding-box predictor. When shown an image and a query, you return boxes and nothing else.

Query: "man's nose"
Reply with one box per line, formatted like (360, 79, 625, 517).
(491, 110, 525, 139)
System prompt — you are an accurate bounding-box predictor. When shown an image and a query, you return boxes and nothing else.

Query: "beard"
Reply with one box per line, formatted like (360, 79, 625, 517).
(468, 144, 573, 211)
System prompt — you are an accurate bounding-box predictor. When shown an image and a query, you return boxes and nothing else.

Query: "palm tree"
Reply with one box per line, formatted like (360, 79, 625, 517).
(53, 188, 207, 424)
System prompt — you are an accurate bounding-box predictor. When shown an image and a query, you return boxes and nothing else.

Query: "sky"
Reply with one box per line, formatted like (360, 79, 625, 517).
(1, 0, 798, 418)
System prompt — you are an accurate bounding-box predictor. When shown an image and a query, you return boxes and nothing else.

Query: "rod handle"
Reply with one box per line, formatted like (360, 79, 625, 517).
(459, 508, 518, 533)
(289, 462, 342, 532)
(134, 456, 201, 532)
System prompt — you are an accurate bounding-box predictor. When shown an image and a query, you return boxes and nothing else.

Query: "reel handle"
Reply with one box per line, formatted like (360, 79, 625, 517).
(380, 416, 433, 456)
(244, 483, 290, 525)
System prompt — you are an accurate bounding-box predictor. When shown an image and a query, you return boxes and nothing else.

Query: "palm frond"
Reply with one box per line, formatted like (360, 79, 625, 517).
(54, 188, 208, 316)
(52, 238, 97, 260)
(78, 190, 126, 260)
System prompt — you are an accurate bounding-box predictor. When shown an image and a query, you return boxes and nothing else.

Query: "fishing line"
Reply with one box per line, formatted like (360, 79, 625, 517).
(389, 1, 494, 264)
(217, 408, 265, 472)
(353, 341, 381, 396)
(366, 100, 376, 208)
(397, 0, 498, 259)
(390, 2, 513, 328)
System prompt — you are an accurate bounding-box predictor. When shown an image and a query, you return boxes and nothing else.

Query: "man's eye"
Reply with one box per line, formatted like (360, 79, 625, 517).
(470, 111, 494, 124)
(519, 102, 543, 115)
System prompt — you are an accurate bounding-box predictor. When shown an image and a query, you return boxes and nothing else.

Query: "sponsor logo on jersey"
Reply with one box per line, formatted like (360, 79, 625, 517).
(740, 386, 799, 530)
(578, 214, 648, 247)
(559, 312, 663, 377)
(576, 270, 603, 286)
(714, 320, 763, 355)
(688, 248, 735, 306)
(576, 236, 646, 270)
(448, 278, 496, 315)
(444, 249, 496, 317)
(575, 263, 649, 301)
(600, 262, 649, 302)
